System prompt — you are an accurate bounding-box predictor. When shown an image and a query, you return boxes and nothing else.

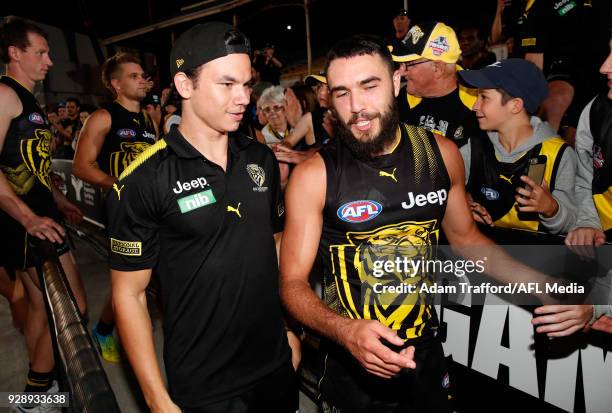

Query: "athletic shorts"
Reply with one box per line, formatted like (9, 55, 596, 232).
(180, 362, 298, 413)
(545, 58, 602, 128)
(319, 339, 452, 413)
(0, 207, 69, 272)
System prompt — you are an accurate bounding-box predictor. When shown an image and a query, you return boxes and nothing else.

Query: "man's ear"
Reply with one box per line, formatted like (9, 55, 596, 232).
(110, 78, 121, 93)
(392, 69, 401, 97)
(174, 73, 192, 99)
(7, 45, 20, 62)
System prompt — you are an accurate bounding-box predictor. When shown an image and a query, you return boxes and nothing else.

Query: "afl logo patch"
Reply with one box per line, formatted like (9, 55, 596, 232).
(28, 113, 44, 124)
(117, 128, 136, 138)
(481, 187, 500, 201)
(337, 200, 382, 223)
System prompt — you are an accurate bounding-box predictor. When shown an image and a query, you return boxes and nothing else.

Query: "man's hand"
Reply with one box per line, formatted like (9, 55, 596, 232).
(565, 227, 606, 260)
(532, 305, 593, 337)
(23, 214, 65, 243)
(273, 145, 318, 164)
(566, 227, 606, 246)
(287, 330, 302, 371)
(516, 176, 558, 217)
(466, 193, 494, 226)
(591, 316, 612, 333)
(339, 319, 415, 379)
(56, 197, 83, 225)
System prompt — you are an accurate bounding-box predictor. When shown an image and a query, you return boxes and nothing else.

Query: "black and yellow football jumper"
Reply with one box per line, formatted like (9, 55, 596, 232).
(585, 92, 612, 236)
(0, 76, 68, 269)
(317, 123, 453, 413)
(97, 101, 157, 179)
(319, 123, 450, 343)
(464, 117, 577, 234)
(397, 78, 484, 148)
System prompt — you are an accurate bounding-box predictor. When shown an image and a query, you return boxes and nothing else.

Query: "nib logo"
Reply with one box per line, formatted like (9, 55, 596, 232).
(177, 189, 216, 213)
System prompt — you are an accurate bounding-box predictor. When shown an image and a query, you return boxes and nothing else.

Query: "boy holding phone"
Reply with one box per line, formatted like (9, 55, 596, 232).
(458, 59, 577, 234)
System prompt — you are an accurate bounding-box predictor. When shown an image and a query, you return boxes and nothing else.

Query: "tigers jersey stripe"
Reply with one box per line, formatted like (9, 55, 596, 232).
(119, 138, 167, 181)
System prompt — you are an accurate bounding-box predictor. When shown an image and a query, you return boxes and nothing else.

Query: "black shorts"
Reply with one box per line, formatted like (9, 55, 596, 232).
(545, 58, 602, 128)
(0, 207, 69, 272)
(181, 362, 298, 413)
(319, 339, 452, 413)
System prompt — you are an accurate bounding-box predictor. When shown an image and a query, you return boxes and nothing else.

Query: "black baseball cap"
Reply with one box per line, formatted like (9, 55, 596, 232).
(458, 58, 549, 113)
(142, 92, 160, 106)
(395, 8, 409, 17)
(170, 22, 251, 77)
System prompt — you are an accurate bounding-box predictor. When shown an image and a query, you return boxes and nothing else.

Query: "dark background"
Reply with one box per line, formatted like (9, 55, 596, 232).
(4, 0, 499, 84)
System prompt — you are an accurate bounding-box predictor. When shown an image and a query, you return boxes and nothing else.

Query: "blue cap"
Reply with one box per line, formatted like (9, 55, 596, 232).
(458, 58, 549, 113)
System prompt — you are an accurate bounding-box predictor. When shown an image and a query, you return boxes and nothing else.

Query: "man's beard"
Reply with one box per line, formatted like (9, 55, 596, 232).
(332, 99, 400, 161)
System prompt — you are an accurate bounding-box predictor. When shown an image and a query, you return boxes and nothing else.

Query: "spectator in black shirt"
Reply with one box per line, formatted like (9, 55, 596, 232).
(253, 43, 283, 85)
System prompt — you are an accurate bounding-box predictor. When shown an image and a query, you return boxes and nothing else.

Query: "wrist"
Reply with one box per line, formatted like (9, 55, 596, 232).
(543, 199, 559, 218)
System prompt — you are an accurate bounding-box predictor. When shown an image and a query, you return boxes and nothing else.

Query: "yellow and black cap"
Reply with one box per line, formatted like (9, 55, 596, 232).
(389, 21, 460, 64)
(305, 72, 327, 86)
(170, 22, 251, 77)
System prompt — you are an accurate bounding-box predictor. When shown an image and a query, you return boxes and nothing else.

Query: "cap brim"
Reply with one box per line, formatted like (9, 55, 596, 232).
(305, 74, 327, 85)
(458, 70, 498, 89)
(387, 45, 421, 63)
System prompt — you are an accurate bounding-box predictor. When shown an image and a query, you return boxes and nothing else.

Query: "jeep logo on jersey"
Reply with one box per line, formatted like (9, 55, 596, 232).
(481, 186, 500, 201)
(337, 200, 382, 223)
(177, 189, 216, 213)
(401, 189, 447, 209)
(117, 128, 136, 138)
(28, 113, 44, 125)
(172, 177, 209, 194)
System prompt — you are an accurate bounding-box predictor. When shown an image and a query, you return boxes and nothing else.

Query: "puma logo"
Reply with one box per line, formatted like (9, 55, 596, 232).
(379, 168, 398, 183)
(133, 118, 140, 125)
(227, 202, 242, 218)
(499, 174, 513, 184)
(113, 183, 125, 200)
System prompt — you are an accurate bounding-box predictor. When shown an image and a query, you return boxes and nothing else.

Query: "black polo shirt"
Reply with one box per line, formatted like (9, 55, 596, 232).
(106, 127, 290, 408)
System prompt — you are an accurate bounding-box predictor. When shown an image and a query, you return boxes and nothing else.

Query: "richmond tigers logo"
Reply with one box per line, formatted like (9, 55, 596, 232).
(6, 128, 53, 193)
(329, 220, 439, 339)
(109, 141, 152, 178)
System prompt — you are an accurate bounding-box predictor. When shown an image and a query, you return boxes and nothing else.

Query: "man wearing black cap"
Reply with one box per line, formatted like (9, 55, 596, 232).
(457, 59, 577, 235)
(107, 22, 297, 412)
(389, 8, 411, 57)
(390, 21, 485, 148)
(73, 52, 157, 363)
(142, 92, 162, 137)
(253, 43, 283, 85)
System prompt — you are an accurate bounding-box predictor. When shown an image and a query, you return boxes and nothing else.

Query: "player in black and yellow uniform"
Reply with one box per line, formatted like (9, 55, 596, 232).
(390, 21, 485, 149)
(458, 59, 577, 235)
(280, 35, 501, 413)
(515, 0, 611, 141)
(0, 17, 87, 401)
(73, 52, 156, 363)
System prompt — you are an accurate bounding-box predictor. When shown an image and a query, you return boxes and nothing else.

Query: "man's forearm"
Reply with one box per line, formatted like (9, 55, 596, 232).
(73, 163, 116, 190)
(0, 171, 36, 225)
(113, 290, 172, 408)
(281, 278, 351, 345)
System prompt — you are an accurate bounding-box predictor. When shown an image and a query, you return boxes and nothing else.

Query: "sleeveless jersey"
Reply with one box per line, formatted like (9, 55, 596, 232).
(467, 135, 569, 232)
(97, 101, 157, 178)
(589, 92, 612, 236)
(0, 76, 54, 214)
(319, 124, 450, 343)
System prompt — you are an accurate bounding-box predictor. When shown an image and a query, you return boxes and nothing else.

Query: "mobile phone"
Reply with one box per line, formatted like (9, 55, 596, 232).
(523, 155, 546, 190)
